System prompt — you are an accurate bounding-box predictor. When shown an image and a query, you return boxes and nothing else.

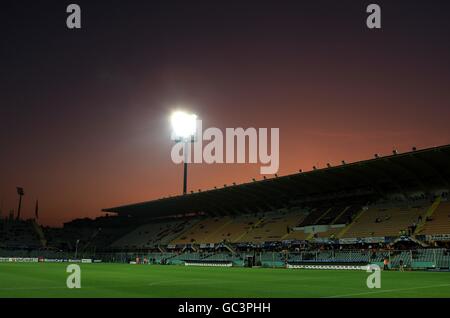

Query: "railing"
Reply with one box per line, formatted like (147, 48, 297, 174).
(1, 248, 449, 269)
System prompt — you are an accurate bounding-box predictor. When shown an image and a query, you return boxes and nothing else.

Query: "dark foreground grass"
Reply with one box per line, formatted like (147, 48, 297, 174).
(1, 263, 450, 298)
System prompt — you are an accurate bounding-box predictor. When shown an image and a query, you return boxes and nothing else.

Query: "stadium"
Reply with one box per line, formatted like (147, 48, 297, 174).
(1, 144, 450, 298)
(2, 0, 450, 308)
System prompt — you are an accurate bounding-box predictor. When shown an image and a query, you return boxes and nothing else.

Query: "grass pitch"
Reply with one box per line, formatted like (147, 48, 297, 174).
(1, 263, 450, 298)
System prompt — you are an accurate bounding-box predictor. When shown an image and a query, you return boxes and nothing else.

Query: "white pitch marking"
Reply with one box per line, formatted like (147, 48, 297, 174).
(325, 283, 450, 298)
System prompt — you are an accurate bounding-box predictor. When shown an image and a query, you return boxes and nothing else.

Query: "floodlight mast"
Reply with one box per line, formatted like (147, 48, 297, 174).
(16, 187, 24, 220)
(183, 140, 189, 195)
(170, 111, 197, 195)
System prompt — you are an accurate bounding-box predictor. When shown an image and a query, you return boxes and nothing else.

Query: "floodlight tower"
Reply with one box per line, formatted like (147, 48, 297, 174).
(16, 187, 24, 220)
(170, 111, 197, 195)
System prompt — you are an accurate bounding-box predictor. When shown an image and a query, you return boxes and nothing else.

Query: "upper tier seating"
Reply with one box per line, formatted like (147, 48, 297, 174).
(333, 205, 363, 225)
(111, 218, 197, 249)
(343, 203, 427, 238)
(238, 210, 307, 243)
(172, 208, 308, 244)
(295, 205, 361, 228)
(209, 215, 260, 243)
(172, 216, 231, 244)
(316, 206, 346, 225)
(297, 207, 329, 227)
(421, 201, 450, 235)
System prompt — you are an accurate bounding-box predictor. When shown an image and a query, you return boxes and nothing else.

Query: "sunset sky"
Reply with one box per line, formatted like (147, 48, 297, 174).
(1, 0, 450, 226)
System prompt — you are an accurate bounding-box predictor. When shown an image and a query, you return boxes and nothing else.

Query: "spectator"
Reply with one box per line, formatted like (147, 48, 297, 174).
(399, 259, 404, 272)
(383, 257, 390, 270)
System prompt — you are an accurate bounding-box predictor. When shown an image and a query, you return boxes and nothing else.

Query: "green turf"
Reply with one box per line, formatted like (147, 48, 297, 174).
(1, 263, 450, 298)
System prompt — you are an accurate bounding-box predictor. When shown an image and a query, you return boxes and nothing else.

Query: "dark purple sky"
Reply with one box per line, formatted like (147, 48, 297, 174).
(1, 0, 450, 226)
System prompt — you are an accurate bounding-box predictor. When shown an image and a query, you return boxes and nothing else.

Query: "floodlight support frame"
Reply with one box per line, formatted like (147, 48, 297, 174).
(182, 136, 194, 195)
(183, 154, 188, 195)
(16, 191, 23, 220)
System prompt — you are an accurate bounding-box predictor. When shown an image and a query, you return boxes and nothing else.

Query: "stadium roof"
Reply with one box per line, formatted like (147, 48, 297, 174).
(103, 144, 450, 218)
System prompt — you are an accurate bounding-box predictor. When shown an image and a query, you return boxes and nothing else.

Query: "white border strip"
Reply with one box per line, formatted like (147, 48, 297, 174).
(287, 264, 369, 270)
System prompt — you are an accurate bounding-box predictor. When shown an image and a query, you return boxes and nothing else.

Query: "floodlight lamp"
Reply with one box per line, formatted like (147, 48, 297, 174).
(170, 111, 197, 141)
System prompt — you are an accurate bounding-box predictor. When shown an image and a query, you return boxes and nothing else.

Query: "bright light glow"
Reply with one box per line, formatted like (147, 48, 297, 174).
(170, 111, 197, 141)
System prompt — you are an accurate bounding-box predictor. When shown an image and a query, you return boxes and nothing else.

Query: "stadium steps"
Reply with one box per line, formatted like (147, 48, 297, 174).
(169, 218, 204, 244)
(180, 245, 198, 252)
(233, 218, 265, 242)
(419, 200, 450, 235)
(331, 206, 350, 225)
(304, 208, 334, 239)
(80, 228, 101, 252)
(223, 242, 236, 254)
(416, 196, 441, 234)
(336, 207, 366, 238)
(312, 207, 332, 224)
(280, 232, 289, 240)
(203, 218, 233, 243)
(390, 235, 428, 247)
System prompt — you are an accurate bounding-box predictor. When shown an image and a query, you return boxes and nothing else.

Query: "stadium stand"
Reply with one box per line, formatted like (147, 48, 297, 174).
(296, 207, 329, 227)
(420, 201, 450, 235)
(0, 219, 42, 249)
(172, 216, 232, 244)
(333, 205, 364, 225)
(342, 201, 428, 238)
(211, 214, 261, 243)
(2, 144, 450, 270)
(237, 209, 307, 243)
(316, 206, 346, 225)
(280, 228, 310, 240)
(170, 210, 301, 245)
(111, 218, 198, 249)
